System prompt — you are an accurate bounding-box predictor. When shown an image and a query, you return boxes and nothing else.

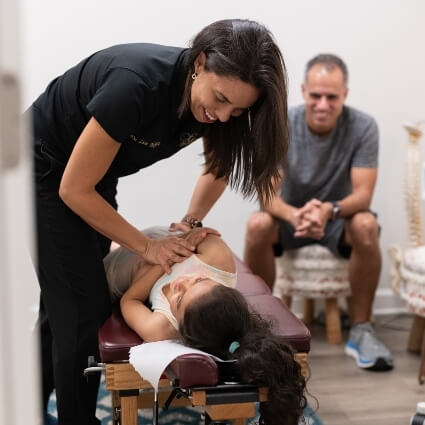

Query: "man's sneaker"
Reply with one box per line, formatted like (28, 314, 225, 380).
(345, 322, 393, 371)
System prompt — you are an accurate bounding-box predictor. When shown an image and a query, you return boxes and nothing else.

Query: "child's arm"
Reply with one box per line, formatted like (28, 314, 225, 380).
(120, 265, 177, 341)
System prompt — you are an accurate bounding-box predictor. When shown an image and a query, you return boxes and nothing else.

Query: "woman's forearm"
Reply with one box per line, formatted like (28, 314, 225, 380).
(184, 169, 227, 221)
(60, 187, 149, 257)
(58, 117, 149, 256)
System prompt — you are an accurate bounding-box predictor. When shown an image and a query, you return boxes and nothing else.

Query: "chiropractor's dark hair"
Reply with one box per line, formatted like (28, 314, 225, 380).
(179, 19, 289, 207)
(179, 285, 306, 425)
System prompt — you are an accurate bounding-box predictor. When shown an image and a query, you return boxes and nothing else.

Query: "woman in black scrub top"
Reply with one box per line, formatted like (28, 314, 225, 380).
(31, 19, 289, 425)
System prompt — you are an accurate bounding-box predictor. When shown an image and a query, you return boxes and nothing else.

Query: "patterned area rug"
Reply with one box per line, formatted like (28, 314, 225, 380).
(46, 375, 322, 425)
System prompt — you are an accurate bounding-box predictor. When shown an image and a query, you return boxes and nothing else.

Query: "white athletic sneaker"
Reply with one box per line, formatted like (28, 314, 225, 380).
(345, 322, 393, 371)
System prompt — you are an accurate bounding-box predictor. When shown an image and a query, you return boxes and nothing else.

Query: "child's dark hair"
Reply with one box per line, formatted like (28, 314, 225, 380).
(179, 285, 306, 425)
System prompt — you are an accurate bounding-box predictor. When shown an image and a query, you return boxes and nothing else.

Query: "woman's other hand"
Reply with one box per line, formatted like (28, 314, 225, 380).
(181, 227, 221, 248)
(144, 236, 195, 274)
(168, 221, 192, 232)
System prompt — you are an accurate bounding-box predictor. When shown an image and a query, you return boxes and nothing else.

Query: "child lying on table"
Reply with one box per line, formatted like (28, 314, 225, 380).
(104, 226, 306, 425)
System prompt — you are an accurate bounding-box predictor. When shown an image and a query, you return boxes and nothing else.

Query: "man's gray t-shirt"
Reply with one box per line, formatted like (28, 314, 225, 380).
(281, 105, 378, 206)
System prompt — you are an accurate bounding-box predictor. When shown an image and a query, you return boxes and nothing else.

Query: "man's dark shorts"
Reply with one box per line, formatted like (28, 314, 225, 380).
(273, 211, 379, 259)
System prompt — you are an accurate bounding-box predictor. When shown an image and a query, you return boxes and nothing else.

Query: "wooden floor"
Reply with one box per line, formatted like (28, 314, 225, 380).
(305, 313, 423, 425)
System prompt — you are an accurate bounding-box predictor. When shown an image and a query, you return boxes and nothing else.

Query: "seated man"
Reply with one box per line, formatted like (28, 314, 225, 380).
(244, 53, 393, 371)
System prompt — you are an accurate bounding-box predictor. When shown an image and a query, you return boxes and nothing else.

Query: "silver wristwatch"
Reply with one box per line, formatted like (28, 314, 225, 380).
(330, 201, 341, 221)
(182, 214, 203, 228)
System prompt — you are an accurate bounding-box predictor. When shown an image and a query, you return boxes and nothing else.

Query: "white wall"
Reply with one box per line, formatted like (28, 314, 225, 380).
(20, 0, 425, 313)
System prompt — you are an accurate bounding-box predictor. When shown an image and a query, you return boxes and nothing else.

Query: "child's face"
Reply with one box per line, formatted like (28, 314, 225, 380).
(169, 274, 218, 324)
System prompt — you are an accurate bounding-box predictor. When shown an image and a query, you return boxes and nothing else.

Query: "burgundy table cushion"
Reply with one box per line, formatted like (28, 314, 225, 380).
(236, 269, 271, 296)
(234, 256, 270, 296)
(98, 307, 142, 362)
(168, 353, 219, 387)
(245, 294, 310, 353)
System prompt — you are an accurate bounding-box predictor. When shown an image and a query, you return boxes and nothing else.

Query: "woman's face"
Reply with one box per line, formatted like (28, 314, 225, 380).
(168, 274, 218, 324)
(190, 53, 260, 124)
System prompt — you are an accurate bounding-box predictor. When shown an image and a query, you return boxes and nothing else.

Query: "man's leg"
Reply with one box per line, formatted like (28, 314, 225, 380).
(343, 212, 393, 370)
(244, 212, 280, 289)
(344, 211, 381, 324)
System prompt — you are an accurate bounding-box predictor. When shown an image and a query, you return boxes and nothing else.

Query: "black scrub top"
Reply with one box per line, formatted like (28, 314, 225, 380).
(32, 43, 204, 186)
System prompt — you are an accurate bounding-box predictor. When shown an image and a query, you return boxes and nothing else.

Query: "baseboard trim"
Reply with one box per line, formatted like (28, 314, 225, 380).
(285, 288, 408, 317)
(373, 306, 408, 315)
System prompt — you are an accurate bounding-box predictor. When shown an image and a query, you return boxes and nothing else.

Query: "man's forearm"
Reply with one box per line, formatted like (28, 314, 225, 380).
(335, 167, 377, 217)
(328, 191, 373, 219)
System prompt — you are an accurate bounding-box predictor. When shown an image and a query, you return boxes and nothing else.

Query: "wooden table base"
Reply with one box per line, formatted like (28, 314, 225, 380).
(105, 353, 308, 425)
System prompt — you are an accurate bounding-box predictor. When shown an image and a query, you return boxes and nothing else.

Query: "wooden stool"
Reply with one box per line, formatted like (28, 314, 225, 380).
(274, 244, 351, 345)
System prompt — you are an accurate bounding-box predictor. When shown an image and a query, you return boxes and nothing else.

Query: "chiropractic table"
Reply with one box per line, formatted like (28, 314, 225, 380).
(93, 257, 311, 425)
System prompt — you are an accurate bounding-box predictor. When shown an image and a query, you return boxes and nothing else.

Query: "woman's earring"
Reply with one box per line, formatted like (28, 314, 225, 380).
(191, 72, 198, 80)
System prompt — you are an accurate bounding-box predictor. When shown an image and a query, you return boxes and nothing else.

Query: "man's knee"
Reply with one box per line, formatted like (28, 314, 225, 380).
(346, 212, 379, 249)
(245, 211, 278, 245)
